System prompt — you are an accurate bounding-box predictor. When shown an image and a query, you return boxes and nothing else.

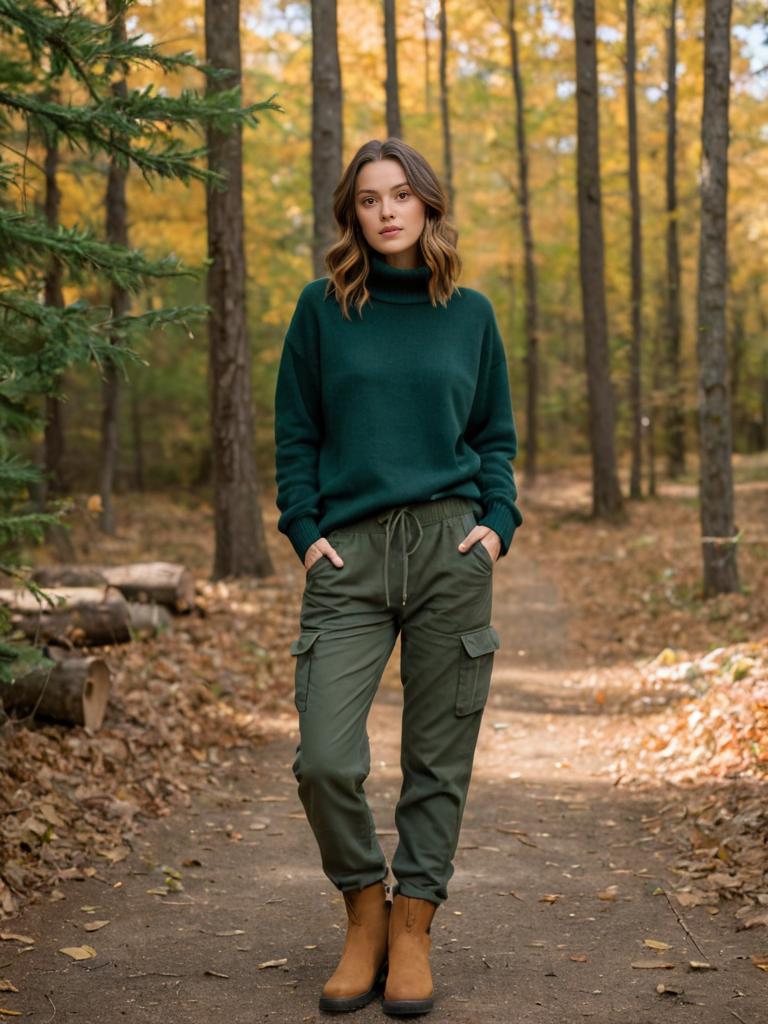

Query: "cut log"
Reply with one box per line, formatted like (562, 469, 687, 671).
(127, 600, 173, 637)
(33, 561, 195, 612)
(0, 586, 131, 645)
(2, 656, 111, 729)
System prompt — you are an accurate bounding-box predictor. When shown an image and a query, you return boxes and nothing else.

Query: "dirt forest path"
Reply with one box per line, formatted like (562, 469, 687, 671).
(4, 540, 765, 1024)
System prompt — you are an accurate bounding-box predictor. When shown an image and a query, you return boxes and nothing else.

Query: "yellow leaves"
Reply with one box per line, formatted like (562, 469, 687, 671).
(643, 938, 671, 951)
(0, 934, 33, 946)
(596, 885, 619, 901)
(58, 945, 97, 961)
(82, 921, 110, 933)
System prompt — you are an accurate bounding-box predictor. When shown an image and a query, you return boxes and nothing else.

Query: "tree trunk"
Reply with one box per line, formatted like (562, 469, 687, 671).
(33, 561, 196, 612)
(0, 586, 132, 645)
(42, 126, 67, 501)
(3, 656, 111, 729)
(384, 0, 402, 138)
(99, 0, 130, 535)
(40, 118, 77, 562)
(696, 0, 738, 596)
(311, 0, 343, 278)
(664, 0, 685, 478)
(438, 0, 455, 216)
(573, 0, 623, 518)
(508, 0, 540, 484)
(626, 0, 643, 499)
(728, 283, 746, 448)
(423, 2, 432, 115)
(205, 0, 274, 579)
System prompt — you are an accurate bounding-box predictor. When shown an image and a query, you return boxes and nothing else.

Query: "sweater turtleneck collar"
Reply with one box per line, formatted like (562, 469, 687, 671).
(365, 246, 433, 304)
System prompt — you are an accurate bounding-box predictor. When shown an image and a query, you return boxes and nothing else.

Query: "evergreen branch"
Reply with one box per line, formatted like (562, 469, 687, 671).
(0, 211, 188, 287)
(0, 455, 40, 485)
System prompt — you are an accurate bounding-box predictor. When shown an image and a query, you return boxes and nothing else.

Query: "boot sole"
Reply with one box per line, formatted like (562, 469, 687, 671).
(318, 965, 388, 1014)
(381, 996, 434, 1016)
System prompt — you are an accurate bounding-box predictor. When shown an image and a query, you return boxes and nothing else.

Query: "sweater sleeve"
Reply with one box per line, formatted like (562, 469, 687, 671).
(274, 285, 324, 563)
(464, 300, 523, 557)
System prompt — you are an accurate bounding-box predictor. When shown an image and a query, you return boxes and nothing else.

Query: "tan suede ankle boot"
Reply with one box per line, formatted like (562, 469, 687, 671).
(318, 880, 390, 1013)
(381, 893, 438, 1015)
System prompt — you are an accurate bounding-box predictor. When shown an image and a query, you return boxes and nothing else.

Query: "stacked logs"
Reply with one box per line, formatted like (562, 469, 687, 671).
(0, 562, 196, 729)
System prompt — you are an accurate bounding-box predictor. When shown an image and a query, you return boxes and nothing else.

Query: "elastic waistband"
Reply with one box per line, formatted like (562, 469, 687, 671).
(332, 496, 482, 535)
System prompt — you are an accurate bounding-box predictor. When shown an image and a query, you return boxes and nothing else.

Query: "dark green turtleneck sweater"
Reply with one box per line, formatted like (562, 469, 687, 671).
(274, 249, 523, 562)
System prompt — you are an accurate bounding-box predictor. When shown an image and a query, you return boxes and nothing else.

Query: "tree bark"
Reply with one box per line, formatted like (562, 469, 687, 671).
(311, 0, 343, 278)
(0, 586, 131, 645)
(573, 0, 623, 518)
(626, 0, 643, 499)
(42, 125, 67, 501)
(205, 0, 274, 578)
(384, 0, 402, 138)
(696, 0, 738, 595)
(99, 0, 130, 535)
(664, 0, 686, 477)
(438, 0, 455, 216)
(423, 2, 432, 115)
(508, 0, 540, 484)
(33, 561, 195, 612)
(3, 656, 111, 729)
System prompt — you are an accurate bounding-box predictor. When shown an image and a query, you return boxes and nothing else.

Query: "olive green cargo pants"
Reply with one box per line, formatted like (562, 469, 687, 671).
(289, 496, 500, 906)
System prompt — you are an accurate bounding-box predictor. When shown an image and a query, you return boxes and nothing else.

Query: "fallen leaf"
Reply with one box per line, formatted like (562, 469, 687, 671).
(597, 886, 619, 901)
(656, 982, 684, 995)
(751, 954, 768, 972)
(58, 945, 97, 961)
(631, 960, 676, 969)
(0, 1009, 22, 1017)
(0, 982, 19, 993)
(83, 921, 109, 932)
(0, 934, 34, 945)
(204, 969, 230, 979)
(688, 960, 716, 970)
(256, 959, 288, 969)
(737, 909, 768, 930)
(644, 939, 672, 951)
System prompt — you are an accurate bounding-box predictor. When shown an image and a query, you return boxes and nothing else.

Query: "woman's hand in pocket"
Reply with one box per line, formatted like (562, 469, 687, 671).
(458, 526, 501, 563)
(304, 537, 344, 572)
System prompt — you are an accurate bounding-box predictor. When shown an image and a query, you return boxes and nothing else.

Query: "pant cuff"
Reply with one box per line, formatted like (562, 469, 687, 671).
(393, 880, 443, 905)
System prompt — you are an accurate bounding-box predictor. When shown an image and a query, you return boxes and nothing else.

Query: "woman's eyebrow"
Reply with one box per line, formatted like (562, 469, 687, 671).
(356, 181, 409, 196)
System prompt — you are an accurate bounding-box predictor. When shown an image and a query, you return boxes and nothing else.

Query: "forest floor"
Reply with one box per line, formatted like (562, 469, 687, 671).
(1, 455, 767, 1022)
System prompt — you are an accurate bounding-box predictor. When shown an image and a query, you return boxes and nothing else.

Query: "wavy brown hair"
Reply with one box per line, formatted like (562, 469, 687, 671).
(324, 138, 461, 320)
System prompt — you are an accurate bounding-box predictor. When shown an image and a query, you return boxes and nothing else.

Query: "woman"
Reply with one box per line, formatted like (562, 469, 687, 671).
(274, 137, 522, 1016)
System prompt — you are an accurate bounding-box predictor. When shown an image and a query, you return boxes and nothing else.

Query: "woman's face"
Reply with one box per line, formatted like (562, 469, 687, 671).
(354, 158, 427, 267)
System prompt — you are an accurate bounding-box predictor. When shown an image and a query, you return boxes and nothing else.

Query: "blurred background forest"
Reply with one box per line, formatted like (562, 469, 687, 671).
(7, 0, 768, 494)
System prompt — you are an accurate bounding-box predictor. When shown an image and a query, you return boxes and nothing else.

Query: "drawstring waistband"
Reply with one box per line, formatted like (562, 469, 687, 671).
(376, 505, 424, 607)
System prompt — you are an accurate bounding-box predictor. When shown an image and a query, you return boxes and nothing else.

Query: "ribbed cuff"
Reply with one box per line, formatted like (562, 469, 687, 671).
(477, 502, 520, 557)
(287, 516, 322, 563)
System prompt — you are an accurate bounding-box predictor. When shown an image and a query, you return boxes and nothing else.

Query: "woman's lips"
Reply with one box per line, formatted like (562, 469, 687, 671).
(380, 227, 401, 235)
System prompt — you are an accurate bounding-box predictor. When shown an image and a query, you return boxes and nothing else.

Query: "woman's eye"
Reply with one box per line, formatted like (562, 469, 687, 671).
(398, 191, 410, 199)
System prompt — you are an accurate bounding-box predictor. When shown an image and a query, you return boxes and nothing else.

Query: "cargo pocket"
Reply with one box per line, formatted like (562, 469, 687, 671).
(455, 625, 501, 716)
(289, 630, 321, 712)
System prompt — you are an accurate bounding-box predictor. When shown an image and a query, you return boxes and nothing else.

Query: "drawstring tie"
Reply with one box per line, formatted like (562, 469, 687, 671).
(376, 505, 424, 607)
